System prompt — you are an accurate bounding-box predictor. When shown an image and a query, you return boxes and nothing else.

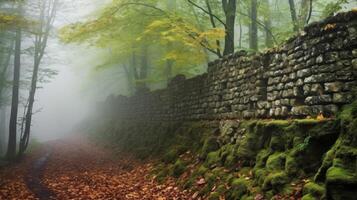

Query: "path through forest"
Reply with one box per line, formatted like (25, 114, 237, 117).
(0, 137, 193, 200)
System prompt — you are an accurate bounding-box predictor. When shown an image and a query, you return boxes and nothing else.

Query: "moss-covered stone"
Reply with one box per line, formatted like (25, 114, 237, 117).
(263, 172, 289, 191)
(303, 182, 325, 197)
(326, 166, 356, 184)
(196, 165, 209, 176)
(255, 149, 271, 168)
(269, 136, 285, 151)
(205, 151, 221, 167)
(266, 152, 286, 171)
(228, 178, 249, 199)
(301, 194, 317, 200)
(201, 136, 220, 159)
(253, 168, 268, 186)
(172, 159, 186, 178)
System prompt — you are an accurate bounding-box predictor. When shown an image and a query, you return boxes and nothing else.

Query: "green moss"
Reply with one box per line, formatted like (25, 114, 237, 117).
(224, 154, 237, 168)
(301, 194, 317, 200)
(204, 172, 218, 185)
(228, 178, 249, 199)
(255, 149, 271, 168)
(183, 177, 194, 189)
(220, 144, 236, 168)
(206, 151, 221, 167)
(303, 182, 325, 197)
(196, 165, 208, 176)
(285, 155, 299, 176)
(208, 192, 220, 200)
(266, 152, 286, 171)
(162, 148, 180, 163)
(201, 136, 220, 159)
(261, 120, 291, 127)
(314, 147, 336, 182)
(236, 130, 260, 164)
(263, 172, 289, 191)
(172, 159, 186, 178)
(295, 119, 320, 126)
(241, 195, 254, 200)
(156, 166, 170, 183)
(216, 184, 226, 194)
(253, 168, 268, 185)
(339, 100, 357, 121)
(211, 167, 227, 179)
(326, 167, 357, 184)
(269, 136, 285, 151)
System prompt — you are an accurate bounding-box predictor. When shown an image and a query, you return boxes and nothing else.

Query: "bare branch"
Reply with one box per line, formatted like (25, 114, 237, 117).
(187, 0, 227, 28)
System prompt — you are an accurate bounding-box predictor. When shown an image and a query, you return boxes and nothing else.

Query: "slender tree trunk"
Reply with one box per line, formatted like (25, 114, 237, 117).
(249, 0, 258, 51)
(222, 0, 236, 55)
(264, 0, 273, 48)
(135, 46, 149, 92)
(165, 0, 176, 83)
(7, 24, 21, 160)
(140, 46, 148, 81)
(19, 58, 39, 154)
(123, 64, 134, 95)
(288, 0, 299, 32)
(298, 0, 310, 29)
(188, 2, 210, 63)
(238, 16, 242, 48)
(19, 0, 57, 155)
(205, 0, 222, 57)
(0, 108, 6, 155)
(0, 39, 13, 157)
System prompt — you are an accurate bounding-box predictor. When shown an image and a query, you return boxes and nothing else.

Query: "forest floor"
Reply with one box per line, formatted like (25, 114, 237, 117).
(0, 136, 193, 200)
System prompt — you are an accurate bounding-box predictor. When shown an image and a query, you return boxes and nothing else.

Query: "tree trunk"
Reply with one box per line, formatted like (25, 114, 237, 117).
(140, 46, 148, 81)
(288, 0, 299, 32)
(249, 0, 258, 51)
(222, 0, 236, 56)
(238, 16, 242, 48)
(123, 64, 134, 95)
(264, 0, 273, 48)
(19, 0, 58, 155)
(298, 0, 310, 29)
(165, 0, 176, 83)
(6, 24, 21, 161)
(19, 58, 40, 155)
(205, 0, 222, 57)
(0, 108, 6, 155)
(135, 45, 149, 92)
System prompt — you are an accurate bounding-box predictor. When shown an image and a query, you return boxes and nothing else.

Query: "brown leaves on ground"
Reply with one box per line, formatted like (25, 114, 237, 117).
(0, 137, 193, 199)
(0, 150, 40, 200)
(42, 137, 192, 200)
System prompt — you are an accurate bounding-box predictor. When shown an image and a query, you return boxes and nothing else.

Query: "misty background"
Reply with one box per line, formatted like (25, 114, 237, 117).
(31, 0, 112, 141)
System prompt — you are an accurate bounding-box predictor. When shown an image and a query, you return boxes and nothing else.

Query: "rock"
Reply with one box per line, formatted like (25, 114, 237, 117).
(305, 95, 332, 105)
(333, 93, 353, 103)
(316, 55, 324, 64)
(325, 82, 344, 93)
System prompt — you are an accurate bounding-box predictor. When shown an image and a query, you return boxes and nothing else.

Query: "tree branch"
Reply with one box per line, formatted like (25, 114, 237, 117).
(237, 10, 278, 44)
(306, 0, 313, 24)
(187, 0, 227, 29)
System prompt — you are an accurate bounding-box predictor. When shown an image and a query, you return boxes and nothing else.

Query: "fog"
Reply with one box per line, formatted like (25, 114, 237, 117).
(30, 0, 111, 141)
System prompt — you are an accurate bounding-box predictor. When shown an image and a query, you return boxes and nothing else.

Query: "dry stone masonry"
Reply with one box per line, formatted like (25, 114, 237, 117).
(106, 11, 357, 121)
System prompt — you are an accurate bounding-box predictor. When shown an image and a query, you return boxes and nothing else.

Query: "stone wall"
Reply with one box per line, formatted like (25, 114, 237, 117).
(105, 11, 357, 121)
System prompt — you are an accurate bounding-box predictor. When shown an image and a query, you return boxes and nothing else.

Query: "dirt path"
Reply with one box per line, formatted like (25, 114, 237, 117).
(0, 137, 192, 200)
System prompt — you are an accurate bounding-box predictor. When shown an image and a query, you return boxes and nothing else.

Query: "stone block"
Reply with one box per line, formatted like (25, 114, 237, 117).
(324, 82, 343, 93)
(305, 95, 332, 105)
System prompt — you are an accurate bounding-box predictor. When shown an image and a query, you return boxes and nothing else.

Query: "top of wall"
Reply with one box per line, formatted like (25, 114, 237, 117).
(105, 10, 357, 121)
